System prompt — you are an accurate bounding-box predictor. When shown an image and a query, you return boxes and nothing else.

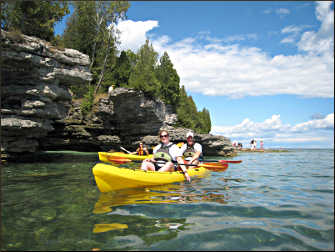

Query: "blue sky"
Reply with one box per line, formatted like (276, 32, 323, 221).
(55, 1, 334, 149)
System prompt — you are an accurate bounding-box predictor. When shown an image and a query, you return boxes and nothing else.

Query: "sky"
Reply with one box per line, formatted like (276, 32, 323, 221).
(55, 1, 334, 149)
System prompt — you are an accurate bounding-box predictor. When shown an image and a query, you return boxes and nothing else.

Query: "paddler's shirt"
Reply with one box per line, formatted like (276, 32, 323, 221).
(153, 143, 180, 162)
(180, 142, 203, 161)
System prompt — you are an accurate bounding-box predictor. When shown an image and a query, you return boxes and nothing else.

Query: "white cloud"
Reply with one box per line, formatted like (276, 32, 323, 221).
(280, 24, 313, 44)
(280, 37, 295, 44)
(276, 8, 290, 17)
(297, 1, 334, 56)
(116, 20, 159, 52)
(282, 25, 303, 34)
(263, 8, 290, 17)
(211, 113, 334, 148)
(291, 113, 334, 132)
(116, 2, 333, 99)
(263, 9, 272, 14)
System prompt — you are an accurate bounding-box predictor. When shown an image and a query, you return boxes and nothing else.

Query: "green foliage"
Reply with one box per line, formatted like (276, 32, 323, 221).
(80, 86, 94, 116)
(62, 1, 97, 56)
(62, 1, 130, 101)
(156, 52, 180, 107)
(1, 0, 69, 41)
(109, 50, 132, 88)
(128, 39, 160, 98)
(176, 86, 211, 133)
(196, 108, 212, 133)
(0, 0, 212, 131)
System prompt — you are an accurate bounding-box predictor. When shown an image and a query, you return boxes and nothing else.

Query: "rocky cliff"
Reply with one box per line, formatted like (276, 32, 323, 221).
(1, 30, 92, 158)
(1, 31, 235, 160)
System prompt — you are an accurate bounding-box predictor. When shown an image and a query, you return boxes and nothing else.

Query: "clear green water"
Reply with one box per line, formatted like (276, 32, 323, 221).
(1, 149, 334, 251)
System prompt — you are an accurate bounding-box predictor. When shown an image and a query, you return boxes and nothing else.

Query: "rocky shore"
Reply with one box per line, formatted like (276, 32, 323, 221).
(1, 30, 235, 162)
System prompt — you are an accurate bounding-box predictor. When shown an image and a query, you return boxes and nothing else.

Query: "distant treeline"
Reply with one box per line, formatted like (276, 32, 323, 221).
(1, 0, 211, 133)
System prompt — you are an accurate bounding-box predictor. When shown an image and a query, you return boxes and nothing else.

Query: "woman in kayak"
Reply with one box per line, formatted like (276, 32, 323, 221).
(141, 130, 191, 182)
(130, 142, 149, 155)
(179, 131, 203, 165)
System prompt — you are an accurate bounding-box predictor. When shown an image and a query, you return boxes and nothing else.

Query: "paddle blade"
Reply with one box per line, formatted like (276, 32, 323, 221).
(219, 160, 242, 164)
(107, 157, 132, 164)
(201, 163, 228, 171)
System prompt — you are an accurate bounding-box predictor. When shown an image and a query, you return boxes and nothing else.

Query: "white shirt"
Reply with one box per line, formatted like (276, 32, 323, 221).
(153, 143, 181, 161)
(179, 143, 202, 160)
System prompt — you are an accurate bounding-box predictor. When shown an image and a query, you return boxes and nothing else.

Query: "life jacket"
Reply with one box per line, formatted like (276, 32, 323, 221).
(137, 146, 144, 155)
(183, 143, 196, 159)
(183, 143, 203, 160)
(153, 143, 173, 163)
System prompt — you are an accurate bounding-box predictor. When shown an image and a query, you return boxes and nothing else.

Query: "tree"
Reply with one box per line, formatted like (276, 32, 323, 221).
(176, 86, 212, 133)
(1, 0, 69, 41)
(197, 108, 211, 133)
(176, 86, 195, 129)
(62, 1, 130, 97)
(156, 52, 180, 107)
(109, 50, 132, 88)
(128, 39, 160, 98)
(62, 1, 98, 57)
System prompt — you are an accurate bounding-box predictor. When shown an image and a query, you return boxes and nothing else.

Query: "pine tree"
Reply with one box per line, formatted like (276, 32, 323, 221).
(128, 40, 160, 98)
(1, 0, 69, 41)
(156, 52, 180, 107)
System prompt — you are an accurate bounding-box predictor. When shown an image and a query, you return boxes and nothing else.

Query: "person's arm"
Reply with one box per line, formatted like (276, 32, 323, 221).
(130, 147, 139, 155)
(189, 143, 202, 164)
(176, 156, 191, 182)
(173, 145, 191, 182)
(189, 151, 201, 164)
(144, 147, 149, 155)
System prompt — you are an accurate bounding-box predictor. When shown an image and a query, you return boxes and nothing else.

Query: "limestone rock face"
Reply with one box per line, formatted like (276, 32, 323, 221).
(1, 30, 234, 159)
(40, 88, 178, 152)
(1, 30, 92, 156)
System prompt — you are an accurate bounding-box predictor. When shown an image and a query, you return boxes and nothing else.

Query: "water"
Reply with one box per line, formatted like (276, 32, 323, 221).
(1, 149, 334, 251)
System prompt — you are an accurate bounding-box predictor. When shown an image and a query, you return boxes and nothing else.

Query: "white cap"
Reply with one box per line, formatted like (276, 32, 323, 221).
(186, 131, 194, 138)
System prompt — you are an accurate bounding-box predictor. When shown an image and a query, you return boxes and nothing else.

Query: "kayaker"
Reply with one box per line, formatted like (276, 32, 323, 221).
(179, 131, 203, 165)
(130, 142, 149, 155)
(141, 129, 191, 182)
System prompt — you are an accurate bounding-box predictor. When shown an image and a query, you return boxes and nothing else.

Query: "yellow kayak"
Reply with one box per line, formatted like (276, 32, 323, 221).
(98, 152, 152, 163)
(92, 162, 209, 192)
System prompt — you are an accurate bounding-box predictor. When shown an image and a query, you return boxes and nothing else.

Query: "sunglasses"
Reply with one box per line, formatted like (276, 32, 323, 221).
(160, 134, 169, 138)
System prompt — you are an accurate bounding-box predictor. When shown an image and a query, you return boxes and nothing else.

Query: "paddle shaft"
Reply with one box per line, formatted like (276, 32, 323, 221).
(200, 159, 242, 164)
(120, 146, 132, 154)
(108, 157, 227, 169)
(134, 159, 202, 167)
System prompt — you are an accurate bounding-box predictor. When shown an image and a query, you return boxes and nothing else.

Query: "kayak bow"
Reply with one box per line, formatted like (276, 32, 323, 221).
(92, 162, 209, 192)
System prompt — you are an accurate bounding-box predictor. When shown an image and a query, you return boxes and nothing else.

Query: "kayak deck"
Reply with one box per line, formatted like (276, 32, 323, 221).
(92, 162, 209, 192)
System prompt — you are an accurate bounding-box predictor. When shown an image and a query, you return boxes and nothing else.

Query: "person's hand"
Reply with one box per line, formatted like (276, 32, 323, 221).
(184, 171, 191, 183)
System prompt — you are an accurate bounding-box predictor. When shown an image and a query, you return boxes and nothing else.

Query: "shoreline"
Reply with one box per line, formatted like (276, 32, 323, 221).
(236, 148, 289, 153)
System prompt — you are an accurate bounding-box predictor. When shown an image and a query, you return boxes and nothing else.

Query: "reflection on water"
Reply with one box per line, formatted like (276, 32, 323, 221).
(93, 183, 228, 215)
(93, 223, 129, 233)
(1, 149, 334, 251)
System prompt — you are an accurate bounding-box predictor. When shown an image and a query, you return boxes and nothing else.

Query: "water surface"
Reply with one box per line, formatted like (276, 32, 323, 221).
(1, 149, 334, 250)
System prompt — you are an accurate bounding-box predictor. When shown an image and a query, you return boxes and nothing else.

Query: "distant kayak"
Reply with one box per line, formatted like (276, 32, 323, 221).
(98, 152, 153, 163)
(92, 162, 209, 192)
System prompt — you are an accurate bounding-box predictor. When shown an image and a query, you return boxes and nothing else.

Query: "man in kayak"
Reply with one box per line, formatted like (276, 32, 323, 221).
(130, 142, 149, 155)
(179, 131, 203, 165)
(141, 129, 191, 182)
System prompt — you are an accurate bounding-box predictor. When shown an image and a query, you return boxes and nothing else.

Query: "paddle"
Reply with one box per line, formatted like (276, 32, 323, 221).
(201, 159, 242, 164)
(120, 146, 132, 154)
(106, 157, 228, 170)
